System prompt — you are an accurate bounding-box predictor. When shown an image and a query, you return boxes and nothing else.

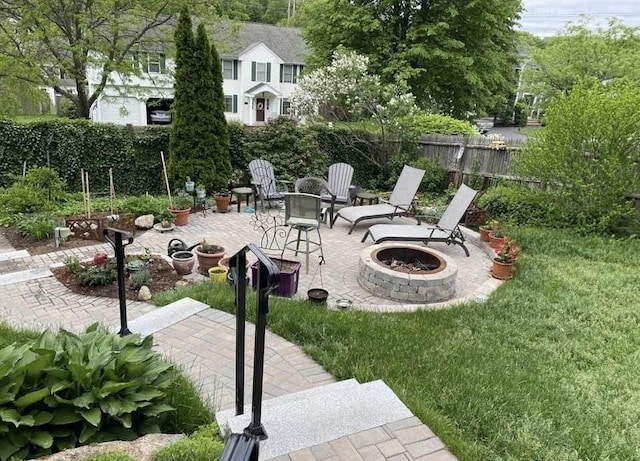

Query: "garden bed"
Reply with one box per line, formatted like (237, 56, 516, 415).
(51, 256, 182, 300)
(0, 226, 101, 255)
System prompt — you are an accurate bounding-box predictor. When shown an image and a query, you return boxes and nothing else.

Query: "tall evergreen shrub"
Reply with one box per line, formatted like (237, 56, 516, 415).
(168, 10, 230, 192)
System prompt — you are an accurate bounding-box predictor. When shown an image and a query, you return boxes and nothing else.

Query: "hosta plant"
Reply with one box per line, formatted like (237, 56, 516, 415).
(0, 324, 174, 460)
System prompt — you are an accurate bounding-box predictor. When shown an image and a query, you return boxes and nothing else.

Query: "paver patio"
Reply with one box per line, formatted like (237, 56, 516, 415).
(0, 206, 497, 459)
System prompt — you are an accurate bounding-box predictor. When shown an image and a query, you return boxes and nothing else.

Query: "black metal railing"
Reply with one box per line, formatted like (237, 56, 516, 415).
(103, 228, 134, 336)
(220, 244, 280, 461)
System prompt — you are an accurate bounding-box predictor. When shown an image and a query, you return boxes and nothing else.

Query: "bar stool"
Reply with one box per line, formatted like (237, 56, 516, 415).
(280, 193, 325, 274)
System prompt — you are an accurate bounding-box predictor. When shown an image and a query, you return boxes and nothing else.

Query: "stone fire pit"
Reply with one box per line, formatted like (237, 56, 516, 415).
(358, 243, 457, 303)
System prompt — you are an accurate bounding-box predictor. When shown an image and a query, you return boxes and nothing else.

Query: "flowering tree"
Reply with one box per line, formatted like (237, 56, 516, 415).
(290, 49, 418, 166)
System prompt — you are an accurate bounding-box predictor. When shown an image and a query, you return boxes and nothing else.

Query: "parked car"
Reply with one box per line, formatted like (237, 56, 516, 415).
(150, 110, 171, 124)
(475, 119, 494, 135)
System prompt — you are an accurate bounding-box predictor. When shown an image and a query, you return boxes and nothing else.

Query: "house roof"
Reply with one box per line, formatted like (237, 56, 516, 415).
(215, 22, 307, 64)
(245, 82, 282, 97)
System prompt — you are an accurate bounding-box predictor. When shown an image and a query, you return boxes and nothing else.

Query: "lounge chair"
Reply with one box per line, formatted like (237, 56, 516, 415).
(248, 159, 290, 209)
(331, 165, 425, 234)
(362, 183, 478, 256)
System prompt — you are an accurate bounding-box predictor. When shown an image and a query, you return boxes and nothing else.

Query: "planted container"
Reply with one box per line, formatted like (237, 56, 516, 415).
(171, 251, 195, 275)
(209, 266, 228, 283)
(251, 256, 301, 297)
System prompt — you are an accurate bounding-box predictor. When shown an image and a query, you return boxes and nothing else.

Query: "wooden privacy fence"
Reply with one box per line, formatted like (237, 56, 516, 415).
(417, 134, 535, 189)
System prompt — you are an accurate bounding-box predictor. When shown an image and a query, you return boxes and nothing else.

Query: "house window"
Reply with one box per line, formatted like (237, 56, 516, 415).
(280, 64, 303, 83)
(148, 54, 161, 73)
(224, 95, 238, 113)
(222, 59, 237, 80)
(281, 98, 291, 115)
(251, 61, 271, 82)
(141, 53, 165, 74)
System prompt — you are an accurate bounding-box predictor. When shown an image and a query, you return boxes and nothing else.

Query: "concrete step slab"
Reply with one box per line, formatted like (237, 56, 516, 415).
(0, 267, 51, 286)
(124, 297, 209, 337)
(218, 380, 412, 460)
(0, 250, 30, 261)
(216, 378, 360, 430)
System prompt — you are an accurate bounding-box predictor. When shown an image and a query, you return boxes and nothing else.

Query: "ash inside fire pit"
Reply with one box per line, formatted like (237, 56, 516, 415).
(374, 247, 445, 274)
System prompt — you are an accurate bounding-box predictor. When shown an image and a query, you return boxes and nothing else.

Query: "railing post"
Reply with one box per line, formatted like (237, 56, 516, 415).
(103, 228, 134, 336)
(234, 250, 247, 415)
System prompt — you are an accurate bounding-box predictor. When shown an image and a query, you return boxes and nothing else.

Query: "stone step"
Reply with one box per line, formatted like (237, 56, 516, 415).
(0, 250, 30, 261)
(124, 297, 209, 337)
(217, 380, 413, 460)
(0, 267, 51, 287)
(216, 378, 360, 429)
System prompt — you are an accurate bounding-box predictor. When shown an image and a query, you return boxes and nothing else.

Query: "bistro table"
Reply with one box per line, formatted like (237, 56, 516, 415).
(231, 187, 256, 212)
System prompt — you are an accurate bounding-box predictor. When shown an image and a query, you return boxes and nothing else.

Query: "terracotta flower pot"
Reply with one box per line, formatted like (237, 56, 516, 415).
(195, 245, 226, 274)
(214, 194, 231, 213)
(169, 207, 191, 226)
(479, 226, 492, 242)
(489, 232, 506, 250)
(491, 258, 514, 280)
(171, 251, 195, 275)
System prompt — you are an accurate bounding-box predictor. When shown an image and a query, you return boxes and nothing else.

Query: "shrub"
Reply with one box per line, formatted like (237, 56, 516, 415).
(0, 183, 53, 216)
(477, 184, 553, 225)
(513, 102, 528, 127)
(409, 157, 449, 193)
(404, 112, 477, 136)
(0, 324, 174, 460)
(244, 118, 327, 182)
(15, 213, 58, 239)
(78, 263, 117, 286)
(517, 81, 640, 235)
(121, 195, 168, 218)
(152, 423, 223, 461)
(129, 268, 152, 290)
(64, 256, 83, 274)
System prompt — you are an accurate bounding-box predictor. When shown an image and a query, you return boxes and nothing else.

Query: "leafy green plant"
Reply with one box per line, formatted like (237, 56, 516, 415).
(409, 157, 449, 193)
(63, 256, 82, 275)
(0, 324, 174, 460)
(477, 184, 552, 226)
(121, 195, 168, 218)
(129, 268, 152, 290)
(15, 213, 58, 239)
(517, 80, 640, 235)
(152, 423, 223, 461)
(403, 112, 477, 136)
(0, 184, 53, 216)
(77, 264, 117, 287)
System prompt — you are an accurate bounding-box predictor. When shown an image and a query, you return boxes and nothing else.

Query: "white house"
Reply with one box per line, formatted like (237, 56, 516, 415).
(50, 22, 307, 126)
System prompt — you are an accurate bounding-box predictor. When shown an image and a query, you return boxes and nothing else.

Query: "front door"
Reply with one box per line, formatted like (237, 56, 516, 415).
(256, 98, 265, 122)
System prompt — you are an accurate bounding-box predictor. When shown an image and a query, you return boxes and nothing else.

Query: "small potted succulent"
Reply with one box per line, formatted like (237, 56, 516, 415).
(488, 225, 507, 250)
(157, 209, 175, 229)
(214, 188, 231, 213)
(491, 238, 521, 280)
(195, 239, 226, 274)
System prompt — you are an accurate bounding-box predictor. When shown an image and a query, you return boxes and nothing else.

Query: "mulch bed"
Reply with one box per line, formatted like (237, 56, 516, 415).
(0, 226, 102, 256)
(51, 256, 183, 301)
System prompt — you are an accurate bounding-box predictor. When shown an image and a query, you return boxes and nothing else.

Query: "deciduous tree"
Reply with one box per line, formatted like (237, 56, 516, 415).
(298, 0, 521, 117)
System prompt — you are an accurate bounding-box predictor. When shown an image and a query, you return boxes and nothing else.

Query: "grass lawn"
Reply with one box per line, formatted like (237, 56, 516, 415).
(155, 227, 640, 461)
(518, 126, 544, 137)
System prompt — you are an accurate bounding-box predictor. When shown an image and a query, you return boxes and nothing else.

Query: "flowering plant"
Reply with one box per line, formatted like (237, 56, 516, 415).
(494, 238, 521, 263)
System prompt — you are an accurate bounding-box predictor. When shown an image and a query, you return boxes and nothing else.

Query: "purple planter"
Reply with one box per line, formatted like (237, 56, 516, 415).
(251, 256, 301, 297)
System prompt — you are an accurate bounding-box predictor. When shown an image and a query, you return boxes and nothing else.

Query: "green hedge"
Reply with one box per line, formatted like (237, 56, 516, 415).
(0, 118, 410, 195)
(0, 120, 167, 195)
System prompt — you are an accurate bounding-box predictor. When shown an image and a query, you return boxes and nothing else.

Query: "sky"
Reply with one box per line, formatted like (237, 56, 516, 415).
(519, 0, 640, 36)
